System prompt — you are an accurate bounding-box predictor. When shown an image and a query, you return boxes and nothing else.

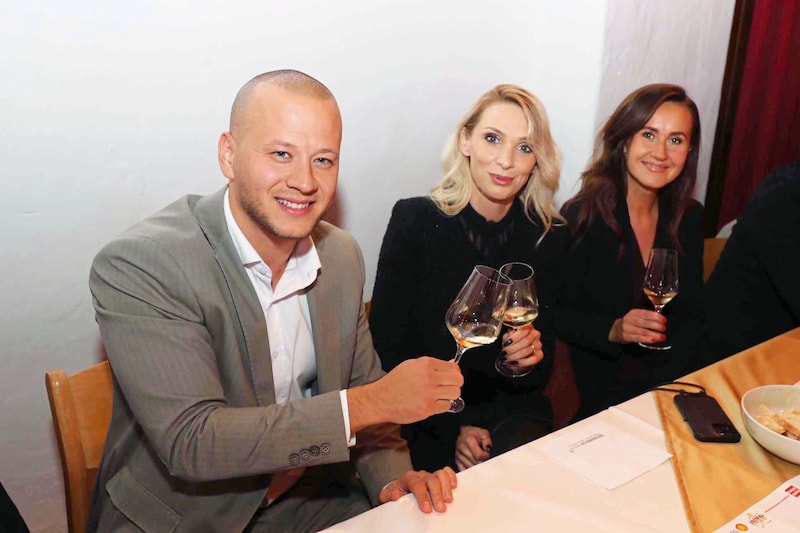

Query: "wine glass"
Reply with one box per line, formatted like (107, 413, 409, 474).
(445, 265, 511, 413)
(494, 262, 539, 378)
(638, 248, 679, 350)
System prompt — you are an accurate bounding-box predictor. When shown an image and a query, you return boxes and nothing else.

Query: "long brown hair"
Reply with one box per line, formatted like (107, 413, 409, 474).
(564, 83, 700, 253)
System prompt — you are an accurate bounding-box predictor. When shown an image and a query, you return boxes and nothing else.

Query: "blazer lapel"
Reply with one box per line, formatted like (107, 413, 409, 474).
(194, 187, 276, 406)
(307, 226, 342, 394)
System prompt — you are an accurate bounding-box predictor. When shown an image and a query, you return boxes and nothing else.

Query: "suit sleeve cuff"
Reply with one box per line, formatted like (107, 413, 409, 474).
(340, 390, 357, 447)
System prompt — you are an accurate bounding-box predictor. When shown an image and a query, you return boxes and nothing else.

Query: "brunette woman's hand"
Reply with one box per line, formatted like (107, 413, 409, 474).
(608, 309, 667, 345)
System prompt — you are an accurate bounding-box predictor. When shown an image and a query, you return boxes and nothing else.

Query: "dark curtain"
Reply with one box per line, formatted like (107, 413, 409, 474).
(716, 0, 800, 231)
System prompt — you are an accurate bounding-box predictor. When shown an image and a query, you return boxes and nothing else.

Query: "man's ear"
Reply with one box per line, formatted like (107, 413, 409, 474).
(218, 132, 236, 180)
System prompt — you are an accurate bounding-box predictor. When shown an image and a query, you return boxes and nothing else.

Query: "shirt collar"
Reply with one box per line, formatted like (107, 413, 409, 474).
(223, 188, 321, 283)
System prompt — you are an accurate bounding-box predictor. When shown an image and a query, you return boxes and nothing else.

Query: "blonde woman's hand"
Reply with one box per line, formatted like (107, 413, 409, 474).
(500, 323, 543, 369)
(455, 425, 492, 471)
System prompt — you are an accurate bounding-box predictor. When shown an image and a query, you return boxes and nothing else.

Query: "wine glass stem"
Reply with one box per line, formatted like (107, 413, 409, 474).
(654, 306, 664, 314)
(453, 346, 468, 365)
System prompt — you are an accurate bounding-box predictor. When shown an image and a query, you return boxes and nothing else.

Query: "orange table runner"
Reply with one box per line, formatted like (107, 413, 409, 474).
(655, 328, 800, 532)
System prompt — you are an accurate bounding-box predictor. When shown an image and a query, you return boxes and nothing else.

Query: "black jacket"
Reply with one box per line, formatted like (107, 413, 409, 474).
(369, 197, 570, 471)
(701, 162, 800, 364)
(555, 197, 704, 419)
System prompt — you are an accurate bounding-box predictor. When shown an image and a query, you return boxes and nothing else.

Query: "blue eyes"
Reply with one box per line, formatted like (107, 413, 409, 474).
(483, 133, 533, 153)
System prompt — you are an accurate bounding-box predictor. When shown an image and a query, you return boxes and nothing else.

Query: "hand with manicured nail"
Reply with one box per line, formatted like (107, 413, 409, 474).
(500, 323, 542, 369)
(454, 425, 493, 471)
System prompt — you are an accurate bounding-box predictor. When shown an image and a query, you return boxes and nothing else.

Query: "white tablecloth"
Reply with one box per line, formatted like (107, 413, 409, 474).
(323, 393, 689, 532)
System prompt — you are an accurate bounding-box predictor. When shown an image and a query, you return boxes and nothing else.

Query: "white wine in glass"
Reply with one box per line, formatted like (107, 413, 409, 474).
(495, 262, 539, 378)
(503, 306, 539, 328)
(638, 248, 679, 350)
(643, 288, 678, 308)
(445, 265, 511, 413)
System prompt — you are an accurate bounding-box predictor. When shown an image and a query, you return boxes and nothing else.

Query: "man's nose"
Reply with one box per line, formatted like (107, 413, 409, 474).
(287, 161, 318, 193)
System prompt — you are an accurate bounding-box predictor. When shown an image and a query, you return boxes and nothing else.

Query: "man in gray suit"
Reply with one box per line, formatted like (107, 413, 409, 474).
(88, 69, 463, 532)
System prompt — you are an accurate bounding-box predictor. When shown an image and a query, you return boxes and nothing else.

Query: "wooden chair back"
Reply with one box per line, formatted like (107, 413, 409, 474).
(703, 237, 728, 283)
(45, 361, 113, 533)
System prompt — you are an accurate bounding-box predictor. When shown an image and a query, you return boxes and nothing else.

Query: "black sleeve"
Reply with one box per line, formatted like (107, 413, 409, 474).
(662, 200, 705, 378)
(369, 200, 419, 371)
(665, 200, 704, 329)
(749, 170, 800, 320)
(522, 223, 570, 388)
(554, 204, 626, 359)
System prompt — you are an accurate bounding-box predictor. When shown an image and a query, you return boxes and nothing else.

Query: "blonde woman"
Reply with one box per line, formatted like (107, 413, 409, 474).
(370, 84, 569, 472)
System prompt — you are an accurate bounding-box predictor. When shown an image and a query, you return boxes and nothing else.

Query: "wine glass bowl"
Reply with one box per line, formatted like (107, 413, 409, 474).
(495, 262, 539, 378)
(445, 265, 511, 413)
(446, 322, 503, 350)
(638, 248, 679, 350)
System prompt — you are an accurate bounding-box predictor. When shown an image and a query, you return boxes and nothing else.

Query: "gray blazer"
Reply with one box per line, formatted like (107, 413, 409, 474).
(88, 187, 411, 532)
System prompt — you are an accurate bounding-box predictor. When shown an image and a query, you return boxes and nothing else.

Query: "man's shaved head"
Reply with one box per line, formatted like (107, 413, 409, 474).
(229, 69, 337, 135)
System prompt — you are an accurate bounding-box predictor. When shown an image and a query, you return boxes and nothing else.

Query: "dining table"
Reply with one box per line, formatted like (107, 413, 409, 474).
(322, 328, 800, 532)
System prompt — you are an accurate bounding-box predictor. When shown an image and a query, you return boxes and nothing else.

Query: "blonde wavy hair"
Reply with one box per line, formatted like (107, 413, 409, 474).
(430, 84, 563, 243)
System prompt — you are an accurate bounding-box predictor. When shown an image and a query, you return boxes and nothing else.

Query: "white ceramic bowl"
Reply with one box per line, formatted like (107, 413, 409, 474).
(740, 385, 800, 465)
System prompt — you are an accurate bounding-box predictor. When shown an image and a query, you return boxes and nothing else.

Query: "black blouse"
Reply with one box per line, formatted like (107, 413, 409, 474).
(555, 197, 704, 420)
(369, 197, 570, 471)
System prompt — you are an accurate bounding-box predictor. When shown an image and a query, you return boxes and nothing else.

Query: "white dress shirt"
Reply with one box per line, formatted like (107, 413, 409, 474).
(224, 190, 354, 445)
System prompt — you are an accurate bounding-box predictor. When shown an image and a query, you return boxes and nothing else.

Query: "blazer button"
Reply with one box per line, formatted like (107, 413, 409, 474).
(289, 453, 301, 466)
(309, 446, 320, 457)
(299, 449, 310, 461)
(320, 443, 331, 455)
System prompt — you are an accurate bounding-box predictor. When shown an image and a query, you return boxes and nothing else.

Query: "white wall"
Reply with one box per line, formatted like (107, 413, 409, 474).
(0, 1, 732, 530)
(598, 0, 736, 204)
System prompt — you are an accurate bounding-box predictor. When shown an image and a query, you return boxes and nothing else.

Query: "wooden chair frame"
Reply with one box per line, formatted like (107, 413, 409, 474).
(703, 237, 728, 283)
(45, 361, 113, 533)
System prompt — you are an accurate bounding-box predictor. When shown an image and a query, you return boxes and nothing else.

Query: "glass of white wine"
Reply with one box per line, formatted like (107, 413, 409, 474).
(638, 248, 679, 350)
(445, 265, 511, 413)
(495, 262, 539, 378)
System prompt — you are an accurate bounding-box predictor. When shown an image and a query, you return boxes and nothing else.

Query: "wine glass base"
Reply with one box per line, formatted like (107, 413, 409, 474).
(638, 341, 672, 350)
(448, 398, 465, 413)
(494, 357, 534, 378)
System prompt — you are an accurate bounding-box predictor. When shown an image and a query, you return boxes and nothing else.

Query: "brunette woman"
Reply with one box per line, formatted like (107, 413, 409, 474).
(557, 84, 704, 420)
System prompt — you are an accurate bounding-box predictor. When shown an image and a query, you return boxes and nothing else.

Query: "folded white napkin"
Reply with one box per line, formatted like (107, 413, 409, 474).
(538, 406, 672, 490)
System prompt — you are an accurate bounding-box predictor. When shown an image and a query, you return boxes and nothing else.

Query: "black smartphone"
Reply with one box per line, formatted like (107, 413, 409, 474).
(673, 393, 741, 443)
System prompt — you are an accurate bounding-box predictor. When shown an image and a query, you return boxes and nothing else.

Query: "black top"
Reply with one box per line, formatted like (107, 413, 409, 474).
(369, 197, 570, 471)
(700, 162, 800, 364)
(0, 481, 28, 533)
(555, 197, 704, 419)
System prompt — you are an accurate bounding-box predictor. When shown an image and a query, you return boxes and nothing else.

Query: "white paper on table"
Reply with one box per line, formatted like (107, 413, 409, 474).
(713, 475, 800, 533)
(537, 406, 672, 490)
